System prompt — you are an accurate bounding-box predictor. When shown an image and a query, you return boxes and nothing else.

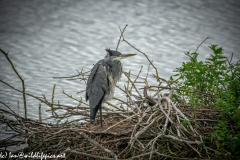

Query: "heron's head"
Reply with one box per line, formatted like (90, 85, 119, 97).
(105, 48, 136, 61)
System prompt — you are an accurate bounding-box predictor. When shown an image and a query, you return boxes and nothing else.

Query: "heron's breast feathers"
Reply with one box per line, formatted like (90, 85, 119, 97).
(86, 60, 122, 109)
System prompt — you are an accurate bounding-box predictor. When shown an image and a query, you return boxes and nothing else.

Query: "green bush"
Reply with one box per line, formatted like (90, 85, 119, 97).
(170, 44, 240, 157)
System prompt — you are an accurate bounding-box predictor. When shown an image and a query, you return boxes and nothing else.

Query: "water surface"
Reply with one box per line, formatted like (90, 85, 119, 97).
(0, 0, 239, 121)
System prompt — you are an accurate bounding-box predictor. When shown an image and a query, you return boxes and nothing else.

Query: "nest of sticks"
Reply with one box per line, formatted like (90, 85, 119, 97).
(1, 86, 221, 159)
(0, 25, 224, 159)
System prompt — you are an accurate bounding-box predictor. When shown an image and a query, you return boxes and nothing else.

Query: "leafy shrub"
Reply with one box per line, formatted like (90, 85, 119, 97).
(170, 44, 240, 157)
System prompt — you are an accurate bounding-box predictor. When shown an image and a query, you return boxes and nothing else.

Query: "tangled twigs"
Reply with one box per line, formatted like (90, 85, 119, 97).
(73, 132, 118, 159)
(1, 26, 222, 159)
(0, 48, 27, 118)
(120, 28, 160, 82)
(1, 86, 216, 159)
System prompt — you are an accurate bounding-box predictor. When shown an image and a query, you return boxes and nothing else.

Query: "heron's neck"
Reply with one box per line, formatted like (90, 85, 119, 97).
(105, 59, 122, 82)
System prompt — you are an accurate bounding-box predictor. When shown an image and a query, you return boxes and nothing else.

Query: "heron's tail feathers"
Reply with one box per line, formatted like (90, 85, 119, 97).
(90, 103, 101, 121)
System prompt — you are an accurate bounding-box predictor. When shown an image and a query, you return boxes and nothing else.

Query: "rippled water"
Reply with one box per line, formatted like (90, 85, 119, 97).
(0, 0, 240, 121)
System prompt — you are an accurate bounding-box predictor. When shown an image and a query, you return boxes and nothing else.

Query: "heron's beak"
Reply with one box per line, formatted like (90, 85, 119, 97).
(120, 54, 137, 59)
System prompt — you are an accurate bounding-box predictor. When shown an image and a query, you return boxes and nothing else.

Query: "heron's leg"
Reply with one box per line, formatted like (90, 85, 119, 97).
(100, 105, 103, 128)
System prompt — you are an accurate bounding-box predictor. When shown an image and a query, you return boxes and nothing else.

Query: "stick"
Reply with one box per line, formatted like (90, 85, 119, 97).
(0, 48, 27, 118)
(51, 84, 56, 116)
(116, 24, 128, 51)
(39, 103, 42, 123)
(195, 37, 209, 53)
(100, 105, 103, 128)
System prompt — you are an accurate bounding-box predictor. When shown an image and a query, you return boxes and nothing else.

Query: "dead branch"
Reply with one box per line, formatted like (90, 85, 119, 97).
(0, 48, 27, 118)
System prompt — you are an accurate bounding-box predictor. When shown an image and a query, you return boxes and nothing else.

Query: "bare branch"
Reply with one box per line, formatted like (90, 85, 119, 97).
(0, 48, 27, 118)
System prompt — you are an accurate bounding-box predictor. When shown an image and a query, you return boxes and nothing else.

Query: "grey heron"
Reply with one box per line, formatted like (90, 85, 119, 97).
(85, 48, 136, 127)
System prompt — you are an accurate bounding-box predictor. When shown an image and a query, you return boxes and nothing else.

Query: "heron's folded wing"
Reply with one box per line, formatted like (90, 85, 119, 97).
(86, 61, 109, 109)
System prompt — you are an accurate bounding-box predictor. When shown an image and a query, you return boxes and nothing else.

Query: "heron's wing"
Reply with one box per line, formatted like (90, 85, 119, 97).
(85, 60, 109, 109)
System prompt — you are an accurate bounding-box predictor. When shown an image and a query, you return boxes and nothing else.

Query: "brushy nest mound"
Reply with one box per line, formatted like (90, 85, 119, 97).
(0, 25, 226, 159)
(1, 88, 221, 159)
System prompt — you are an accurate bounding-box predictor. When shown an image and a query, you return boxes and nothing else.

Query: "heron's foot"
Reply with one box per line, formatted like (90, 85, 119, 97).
(90, 120, 98, 125)
(88, 119, 104, 130)
(95, 119, 104, 129)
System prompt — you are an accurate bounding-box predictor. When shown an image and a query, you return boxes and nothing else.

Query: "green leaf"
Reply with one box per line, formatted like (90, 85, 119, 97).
(218, 55, 227, 59)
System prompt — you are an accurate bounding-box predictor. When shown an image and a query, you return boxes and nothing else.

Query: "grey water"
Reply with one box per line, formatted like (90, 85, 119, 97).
(0, 0, 240, 122)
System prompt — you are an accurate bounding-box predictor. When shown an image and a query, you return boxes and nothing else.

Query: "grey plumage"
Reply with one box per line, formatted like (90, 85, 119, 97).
(85, 48, 136, 124)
